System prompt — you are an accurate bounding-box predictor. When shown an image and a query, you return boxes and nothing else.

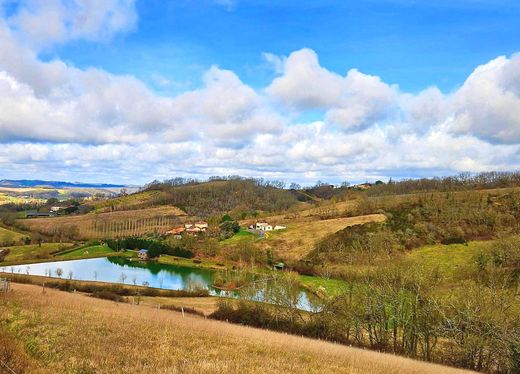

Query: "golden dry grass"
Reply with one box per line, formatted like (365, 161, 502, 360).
(0, 283, 474, 374)
(139, 296, 220, 315)
(255, 214, 386, 261)
(18, 206, 187, 239)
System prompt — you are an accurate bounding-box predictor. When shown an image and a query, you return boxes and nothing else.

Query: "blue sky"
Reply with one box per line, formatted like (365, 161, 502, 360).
(1, 0, 520, 185)
(49, 0, 520, 94)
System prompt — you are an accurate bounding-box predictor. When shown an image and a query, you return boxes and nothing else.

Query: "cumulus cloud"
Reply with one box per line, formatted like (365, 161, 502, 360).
(267, 49, 398, 131)
(1, 1, 520, 184)
(6, 0, 137, 49)
(449, 54, 520, 144)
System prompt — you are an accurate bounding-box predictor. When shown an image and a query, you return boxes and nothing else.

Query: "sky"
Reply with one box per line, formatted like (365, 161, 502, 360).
(1, 0, 520, 185)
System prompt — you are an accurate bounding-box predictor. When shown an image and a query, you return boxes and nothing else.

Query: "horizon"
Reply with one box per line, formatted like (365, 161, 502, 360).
(1, 1, 520, 184)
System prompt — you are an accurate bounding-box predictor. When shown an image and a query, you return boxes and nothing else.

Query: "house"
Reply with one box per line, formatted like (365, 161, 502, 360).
(194, 221, 208, 231)
(256, 221, 273, 231)
(186, 227, 201, 235)
(184, 223, 193, 229)
(50, 206, 62, 212)
(138, 249, 149, 260)
(356, 183, 373, 190)
(26, 210, 55, 218)
(274, 225, 286, 230)
(166, 227, 185, 235)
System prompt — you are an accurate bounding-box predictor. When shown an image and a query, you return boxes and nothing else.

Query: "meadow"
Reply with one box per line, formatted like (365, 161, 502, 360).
(0, 283, 474, 374)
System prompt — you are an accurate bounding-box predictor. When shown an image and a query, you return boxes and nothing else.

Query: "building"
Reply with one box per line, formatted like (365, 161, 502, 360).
(50, 206, 62, 212)
(256, 221, 273, 231)
(184, 223, 193, 229)
(166, 227, 185, 235)
(274, 225, 286, 230)
(138, 249, 149, 260)
(26, 210, 55, 218)
(186, 227, 202, 236)
(194, 221, 208, 231)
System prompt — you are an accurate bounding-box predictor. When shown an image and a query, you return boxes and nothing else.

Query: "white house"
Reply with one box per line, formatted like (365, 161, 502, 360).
(194, 221, 209, 231)
(256, 221, 273, 231)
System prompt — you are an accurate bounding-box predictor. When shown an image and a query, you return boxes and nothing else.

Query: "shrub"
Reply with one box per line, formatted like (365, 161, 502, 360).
(92, 291, 126, 302)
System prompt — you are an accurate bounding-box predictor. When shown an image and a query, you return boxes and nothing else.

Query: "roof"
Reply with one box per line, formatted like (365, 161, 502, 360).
(195, 220, 208, 224)
(138, 249, 148, 254)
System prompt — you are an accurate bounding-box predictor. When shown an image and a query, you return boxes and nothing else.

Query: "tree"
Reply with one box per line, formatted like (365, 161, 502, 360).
(46, 197, 59, 205)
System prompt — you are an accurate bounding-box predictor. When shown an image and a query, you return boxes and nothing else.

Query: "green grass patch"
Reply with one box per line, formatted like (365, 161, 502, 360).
(58, 245, 115, 259)
(1, 243, 74, 264)
(0, 226, 28, 245)
(404, 241, 488, 280)
(299, 275, 350, 296)
(158, 254, 228, 270)
(220, 228, 257, 245)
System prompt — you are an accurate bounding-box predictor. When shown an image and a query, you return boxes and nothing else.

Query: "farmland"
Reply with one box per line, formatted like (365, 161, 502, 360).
(18, 205, 187, 239)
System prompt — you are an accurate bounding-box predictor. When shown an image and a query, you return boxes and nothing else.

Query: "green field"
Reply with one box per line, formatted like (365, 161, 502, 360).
(0, 243, 73, 264)
(298, 274, 350, 296)
(58, 244, 116, 259)
(0, 226, 28, 245)
(404, 241, 486, 281)
(219, 228, 256, 245)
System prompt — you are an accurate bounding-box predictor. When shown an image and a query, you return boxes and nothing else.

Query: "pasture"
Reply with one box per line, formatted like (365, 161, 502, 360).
(0, 283, 474, 374)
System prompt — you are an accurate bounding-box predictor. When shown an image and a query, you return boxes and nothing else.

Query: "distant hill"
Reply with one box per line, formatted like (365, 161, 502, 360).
(97, 179, 299, 217)
(0, 179, 127, 189)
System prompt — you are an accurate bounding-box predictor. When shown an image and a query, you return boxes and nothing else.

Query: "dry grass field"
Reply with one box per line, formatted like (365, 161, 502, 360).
(18, 206, 187, 239)
(240, 214, 386, 261)
(0, 283, 474, 374)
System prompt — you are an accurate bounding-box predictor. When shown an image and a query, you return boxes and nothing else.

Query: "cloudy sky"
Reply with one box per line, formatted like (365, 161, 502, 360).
(1, 0, 520, 185)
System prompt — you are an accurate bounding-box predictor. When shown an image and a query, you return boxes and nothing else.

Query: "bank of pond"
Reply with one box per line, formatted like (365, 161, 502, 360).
(0, 256, 321, 311)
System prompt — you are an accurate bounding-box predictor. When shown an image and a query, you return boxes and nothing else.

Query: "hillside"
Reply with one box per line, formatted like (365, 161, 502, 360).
(0, 283, 473, 374)
(119, 179, 300, 216)
(0, 179, 126, 189)
(18, 206, 186, 240)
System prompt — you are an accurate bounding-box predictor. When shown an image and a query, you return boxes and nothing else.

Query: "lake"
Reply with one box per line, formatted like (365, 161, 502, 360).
(1, 257, 321, 310)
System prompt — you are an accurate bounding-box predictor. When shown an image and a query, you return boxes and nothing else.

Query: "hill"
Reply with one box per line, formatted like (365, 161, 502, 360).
(0, 283, 473, 374)
(107, 179, 300, 216)
(0, 179, 127, 189)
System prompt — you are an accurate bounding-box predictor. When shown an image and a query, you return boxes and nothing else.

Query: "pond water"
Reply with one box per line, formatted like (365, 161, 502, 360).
(1, 257, 321, 311)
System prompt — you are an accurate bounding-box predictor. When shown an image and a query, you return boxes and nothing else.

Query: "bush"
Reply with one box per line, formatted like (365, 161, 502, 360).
(441, 237, 467, 245)
(161, 304, 205, 317)
(91, 290, 126, 302)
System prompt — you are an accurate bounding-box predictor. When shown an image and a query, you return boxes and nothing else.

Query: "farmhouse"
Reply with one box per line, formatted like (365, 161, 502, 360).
(256, 221, 273, 231)
(138, 249, 149, 260)
(186, 227, 201, 235)
(183, 221, 208, 234)
(26, 210, 56, 218)
(194, 221, 208, 231)
(166, 227, 185, 235)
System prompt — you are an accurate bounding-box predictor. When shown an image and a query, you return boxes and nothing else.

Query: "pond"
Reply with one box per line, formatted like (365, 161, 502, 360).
(1, 257, 321, 311)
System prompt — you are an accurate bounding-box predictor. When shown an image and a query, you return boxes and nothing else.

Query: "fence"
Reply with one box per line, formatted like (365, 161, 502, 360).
(0, 278, 9, 293)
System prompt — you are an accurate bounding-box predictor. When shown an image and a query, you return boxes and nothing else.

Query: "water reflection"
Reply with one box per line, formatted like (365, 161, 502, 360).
(1, 257, 321, 311)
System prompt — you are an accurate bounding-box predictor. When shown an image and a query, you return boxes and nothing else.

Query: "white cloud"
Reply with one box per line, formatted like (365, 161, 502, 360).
(7, 0, 137, 50)
(1, 1, 520, 184)
(449, 54, 520, 144)
(266, 49, 398, 131)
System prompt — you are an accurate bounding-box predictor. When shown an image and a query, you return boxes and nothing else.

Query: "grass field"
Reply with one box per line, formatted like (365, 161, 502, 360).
(18, 205, 187, 239)
(0, 243, 73, 264)
(0, 226, 28, 245)
(404, 241, 487, 280)
(0, 283, 474, 374)
(57, 244, 116, 259)
(253, 214, 386, 261)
